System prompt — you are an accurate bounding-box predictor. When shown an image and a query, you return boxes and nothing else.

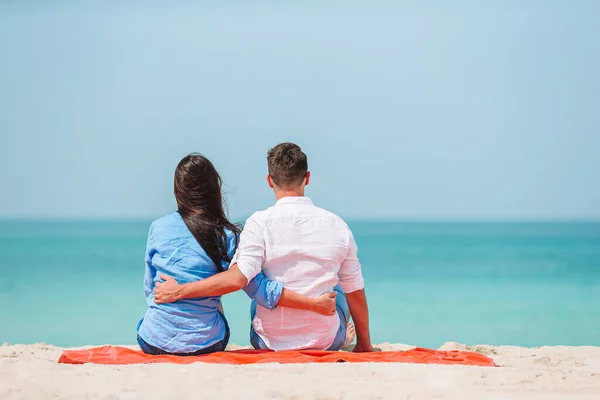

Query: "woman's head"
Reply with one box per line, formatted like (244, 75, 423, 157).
(174, 154, 224, 219)
(173, 154, 240, 271)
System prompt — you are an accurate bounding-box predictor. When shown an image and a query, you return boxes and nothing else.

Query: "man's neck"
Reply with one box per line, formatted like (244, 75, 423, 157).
(274, 189, 305, 201)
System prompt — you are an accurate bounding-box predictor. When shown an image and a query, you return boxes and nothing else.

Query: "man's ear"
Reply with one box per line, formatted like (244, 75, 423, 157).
(267, 174, 275, 188)
(305, 171, 311, 186)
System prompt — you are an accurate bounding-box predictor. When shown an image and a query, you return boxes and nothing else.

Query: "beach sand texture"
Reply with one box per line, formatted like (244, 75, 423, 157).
(1, 342, 599, 399)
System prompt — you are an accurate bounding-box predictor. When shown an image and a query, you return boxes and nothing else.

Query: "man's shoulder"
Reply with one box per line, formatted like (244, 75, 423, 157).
(245, 208, 273, 226)
(310, 205, 351, 229)
(245, 203, 350, 231)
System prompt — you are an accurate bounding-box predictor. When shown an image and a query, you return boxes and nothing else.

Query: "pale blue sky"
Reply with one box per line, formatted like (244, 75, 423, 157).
(1, 1, 599, 220)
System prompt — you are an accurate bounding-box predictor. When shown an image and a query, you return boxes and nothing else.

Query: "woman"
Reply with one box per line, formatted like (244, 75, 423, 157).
(136, 154, 334, 355)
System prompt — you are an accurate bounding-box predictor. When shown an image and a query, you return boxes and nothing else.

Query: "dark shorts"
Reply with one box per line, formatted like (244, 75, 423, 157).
(250, 285, 350, 351)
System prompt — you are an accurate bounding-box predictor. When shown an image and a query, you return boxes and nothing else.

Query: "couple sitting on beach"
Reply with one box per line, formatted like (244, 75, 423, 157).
(136, 142, 374, 355)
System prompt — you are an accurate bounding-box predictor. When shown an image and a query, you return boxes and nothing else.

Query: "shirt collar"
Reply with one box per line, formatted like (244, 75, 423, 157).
(275, 196, 313, 206)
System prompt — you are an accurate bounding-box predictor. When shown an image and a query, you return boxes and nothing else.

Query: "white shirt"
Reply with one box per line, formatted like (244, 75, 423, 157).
(233, 196, 364, 351)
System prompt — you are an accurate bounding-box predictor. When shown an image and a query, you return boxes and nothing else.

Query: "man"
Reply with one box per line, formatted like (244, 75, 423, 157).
(155, 142, 374, 352)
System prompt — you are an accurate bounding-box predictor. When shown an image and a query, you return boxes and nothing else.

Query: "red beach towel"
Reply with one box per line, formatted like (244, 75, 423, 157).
(58, 346, 495, 366)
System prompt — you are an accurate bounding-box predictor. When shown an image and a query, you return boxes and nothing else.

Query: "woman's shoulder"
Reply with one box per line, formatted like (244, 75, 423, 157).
(223, 227, 240, 251)
(149, 212, 187, 237)
(151, 211, 182, 226)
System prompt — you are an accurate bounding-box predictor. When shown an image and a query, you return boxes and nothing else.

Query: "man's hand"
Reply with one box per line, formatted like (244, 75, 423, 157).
(310, 292, 337, 316)
(352, 341, 375, 353)
(345, 289, 373, 353)
(154, 275, 183, 304)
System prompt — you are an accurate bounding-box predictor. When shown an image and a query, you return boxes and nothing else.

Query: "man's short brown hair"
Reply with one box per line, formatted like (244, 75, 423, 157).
(267, 142, 308, 188)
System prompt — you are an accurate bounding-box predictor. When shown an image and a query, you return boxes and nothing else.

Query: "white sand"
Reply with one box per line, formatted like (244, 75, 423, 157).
(1, 342, 599, 400)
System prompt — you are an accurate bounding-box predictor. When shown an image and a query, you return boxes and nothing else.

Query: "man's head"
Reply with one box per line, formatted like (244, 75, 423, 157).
(266, 142, 310, 195)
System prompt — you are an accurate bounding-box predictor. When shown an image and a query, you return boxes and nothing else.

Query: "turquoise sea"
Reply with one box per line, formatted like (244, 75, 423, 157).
(1, 220, 599, 348)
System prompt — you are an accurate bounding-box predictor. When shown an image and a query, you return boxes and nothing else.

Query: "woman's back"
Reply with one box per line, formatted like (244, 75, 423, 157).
(137, 212, 236, 353)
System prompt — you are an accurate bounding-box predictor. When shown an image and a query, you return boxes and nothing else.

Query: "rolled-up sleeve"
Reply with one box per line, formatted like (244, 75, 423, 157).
(232, 216, 265, 283)
(338, 228, 365, 293)
(242, 272, 283, 310)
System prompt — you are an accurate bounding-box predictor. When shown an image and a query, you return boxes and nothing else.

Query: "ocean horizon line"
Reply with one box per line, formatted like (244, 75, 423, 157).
(1, 216, 600, 224)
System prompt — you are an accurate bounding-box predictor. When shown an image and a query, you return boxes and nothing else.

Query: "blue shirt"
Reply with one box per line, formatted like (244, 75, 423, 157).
(137, 212, 283, 353)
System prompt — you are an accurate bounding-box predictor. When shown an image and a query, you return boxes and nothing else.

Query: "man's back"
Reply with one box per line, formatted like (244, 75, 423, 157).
(235, 196, 364, 350)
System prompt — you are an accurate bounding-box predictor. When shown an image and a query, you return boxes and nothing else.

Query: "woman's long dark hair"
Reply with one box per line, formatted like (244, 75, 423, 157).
(174, 154, 240, 272)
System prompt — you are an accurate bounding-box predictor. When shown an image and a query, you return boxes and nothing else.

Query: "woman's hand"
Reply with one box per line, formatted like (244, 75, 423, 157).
(154, 275, 183, 304)
(310, 292, 337, 316)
